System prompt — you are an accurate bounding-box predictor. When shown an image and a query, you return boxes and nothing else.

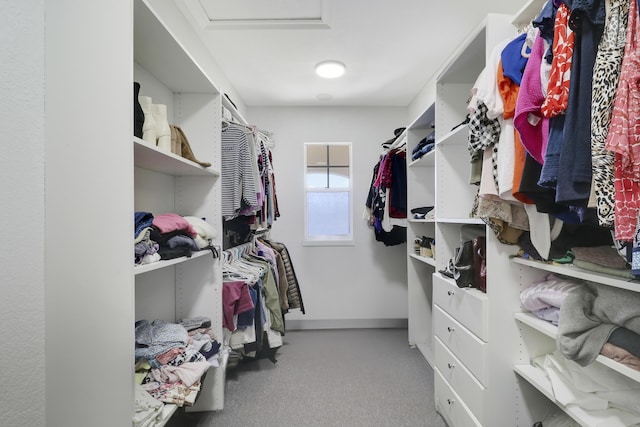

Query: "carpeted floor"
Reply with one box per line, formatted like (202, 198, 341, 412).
(167, 328, 447, 427)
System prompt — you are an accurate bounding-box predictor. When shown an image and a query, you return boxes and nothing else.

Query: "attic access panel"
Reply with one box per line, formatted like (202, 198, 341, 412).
(186, 0, 331, 29)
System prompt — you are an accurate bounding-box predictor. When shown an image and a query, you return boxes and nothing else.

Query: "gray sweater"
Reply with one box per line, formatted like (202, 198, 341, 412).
(557, 281, 640, 366)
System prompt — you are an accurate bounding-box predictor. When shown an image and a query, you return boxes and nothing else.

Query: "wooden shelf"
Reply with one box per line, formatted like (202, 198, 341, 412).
(511, 257, 640, 293)
(409, 253, 436, 267)
(408, 218, 435, 224)
(436, 124, 468, 147)
(515, 312, 640, 383)
(134, 139, 219, 177)
(134, 0, 218, 94)
(134, 248, 213, 275)
(437, 218, 485, 225)
(514, 364, 640, 426)
(409, 149, 435, 168)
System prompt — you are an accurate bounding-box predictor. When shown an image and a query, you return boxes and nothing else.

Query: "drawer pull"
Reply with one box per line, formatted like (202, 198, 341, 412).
(447, 363, 455, 369)
(447, 399, 454, 405)
(447, 290, 455, 296)
(447, 326, 455, 333)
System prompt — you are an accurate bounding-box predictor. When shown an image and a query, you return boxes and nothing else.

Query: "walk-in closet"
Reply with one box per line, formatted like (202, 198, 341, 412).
(6, 0, 640, 426)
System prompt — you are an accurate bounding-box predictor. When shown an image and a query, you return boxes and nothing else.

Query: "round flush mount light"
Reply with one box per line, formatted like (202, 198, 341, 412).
(315, 60, 346, 78)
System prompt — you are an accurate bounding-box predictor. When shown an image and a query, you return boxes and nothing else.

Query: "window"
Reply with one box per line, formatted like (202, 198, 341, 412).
(304, 143, 353, 245)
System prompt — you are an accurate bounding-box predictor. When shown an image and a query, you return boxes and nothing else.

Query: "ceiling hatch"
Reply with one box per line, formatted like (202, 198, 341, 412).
(178, 0, 331, 29)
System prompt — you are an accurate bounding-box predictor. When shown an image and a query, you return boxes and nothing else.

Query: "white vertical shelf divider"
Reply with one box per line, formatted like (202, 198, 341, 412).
(406, 104, 437, 364)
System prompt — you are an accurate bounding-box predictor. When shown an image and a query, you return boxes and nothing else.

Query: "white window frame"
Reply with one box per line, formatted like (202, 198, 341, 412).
(303, 142, 354, 246)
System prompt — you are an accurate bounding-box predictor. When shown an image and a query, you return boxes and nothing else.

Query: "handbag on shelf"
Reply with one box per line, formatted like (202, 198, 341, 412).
(453, 240, 475, 288)
(473, 236, 487, 292)
(439, 224, 486, 290)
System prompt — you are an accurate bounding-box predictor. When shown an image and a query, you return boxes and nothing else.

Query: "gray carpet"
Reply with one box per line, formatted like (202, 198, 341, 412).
(168, 328, 447, 427)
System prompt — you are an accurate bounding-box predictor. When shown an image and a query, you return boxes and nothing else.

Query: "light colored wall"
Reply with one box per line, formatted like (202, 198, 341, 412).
(247, 106, 409, 327)
(0, 1, 46, 425)
(44, 1, 134, 425)
(408, 0, 529, 122)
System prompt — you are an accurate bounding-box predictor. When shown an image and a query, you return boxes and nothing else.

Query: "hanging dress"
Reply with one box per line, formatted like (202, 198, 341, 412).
(606, 0, 640, 241)
(541, 3, 576, 118)
(554, 0, 605, 205)
(590, 0, 630, 228)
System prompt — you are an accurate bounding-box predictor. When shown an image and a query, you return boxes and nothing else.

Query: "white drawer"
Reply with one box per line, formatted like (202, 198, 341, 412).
(434, 305, 487, 386)
(435, 368, 482, 427)
(435, 336, 486, 423)
(433, 273, 488, 341)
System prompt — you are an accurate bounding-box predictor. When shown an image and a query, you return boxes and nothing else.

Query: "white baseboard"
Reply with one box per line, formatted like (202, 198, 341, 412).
(285, 318, 408, 331)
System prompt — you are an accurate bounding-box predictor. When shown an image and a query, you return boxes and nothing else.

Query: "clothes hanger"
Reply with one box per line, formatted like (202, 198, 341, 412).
(222, 119, 256, 135)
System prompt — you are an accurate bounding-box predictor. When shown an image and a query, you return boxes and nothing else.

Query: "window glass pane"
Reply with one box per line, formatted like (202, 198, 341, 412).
(328, 167, 350, 188)
(307, 191, 350, 236)
(306, 169, 327, 188)
(329, 145, 349, 166)
(306, 144, 327, 167)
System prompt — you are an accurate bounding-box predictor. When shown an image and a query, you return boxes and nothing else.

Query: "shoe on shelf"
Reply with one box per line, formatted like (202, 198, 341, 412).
(133, 82, 144, 138)
(138, 95, 156, 145)
(152, 103, 171, 152)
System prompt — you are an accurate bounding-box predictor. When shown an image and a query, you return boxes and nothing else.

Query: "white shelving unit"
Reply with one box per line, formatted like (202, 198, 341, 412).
(406, 104, 437, 364)
(133, 0, 225, 418)
(512, 256, 640, 425)
(403, 10, 550, 426)
(505, 2, 640, 425)
(514, 312, 640, 383)
(431, 14, 518, 427)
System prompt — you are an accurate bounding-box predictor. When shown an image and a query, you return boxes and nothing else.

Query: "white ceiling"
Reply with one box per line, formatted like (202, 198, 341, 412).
(175, 0, 523, 107)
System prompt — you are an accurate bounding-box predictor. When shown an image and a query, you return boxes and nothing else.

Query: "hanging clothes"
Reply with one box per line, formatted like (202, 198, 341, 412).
(364, 140, 407, 246)
(221, 121, 280, 248)
(606, 0, 640, 242)
(591, 0, 630, 228)
(221, 123, 259, 220)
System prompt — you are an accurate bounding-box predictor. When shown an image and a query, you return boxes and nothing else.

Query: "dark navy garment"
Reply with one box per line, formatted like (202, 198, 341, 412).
(389, 150, 407, 218)
(237, 283, 257, 329)
(555, 1, 604, 204)
(533, 0, 560, 63)
(135, 211, 154, 237)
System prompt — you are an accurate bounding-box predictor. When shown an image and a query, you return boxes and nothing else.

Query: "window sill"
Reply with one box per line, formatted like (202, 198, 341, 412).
(302, 239, 355, 247)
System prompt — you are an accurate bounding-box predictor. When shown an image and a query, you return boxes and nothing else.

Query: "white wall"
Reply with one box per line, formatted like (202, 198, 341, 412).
(409, 0, 530, 121)
(247, 106, 409, 328)
(1, 1, 46, 426)
(45, 1, 134, 425)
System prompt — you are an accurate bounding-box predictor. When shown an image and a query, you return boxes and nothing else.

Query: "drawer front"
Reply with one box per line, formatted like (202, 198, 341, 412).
(435, 369, 482, 427)
(434, 305, 487, 385)
(435, 336, 485, 423)
(433, 273, 488, 341)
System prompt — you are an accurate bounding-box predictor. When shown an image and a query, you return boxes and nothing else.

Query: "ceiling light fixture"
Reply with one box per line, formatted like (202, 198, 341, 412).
(315, 60, 346, 78)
